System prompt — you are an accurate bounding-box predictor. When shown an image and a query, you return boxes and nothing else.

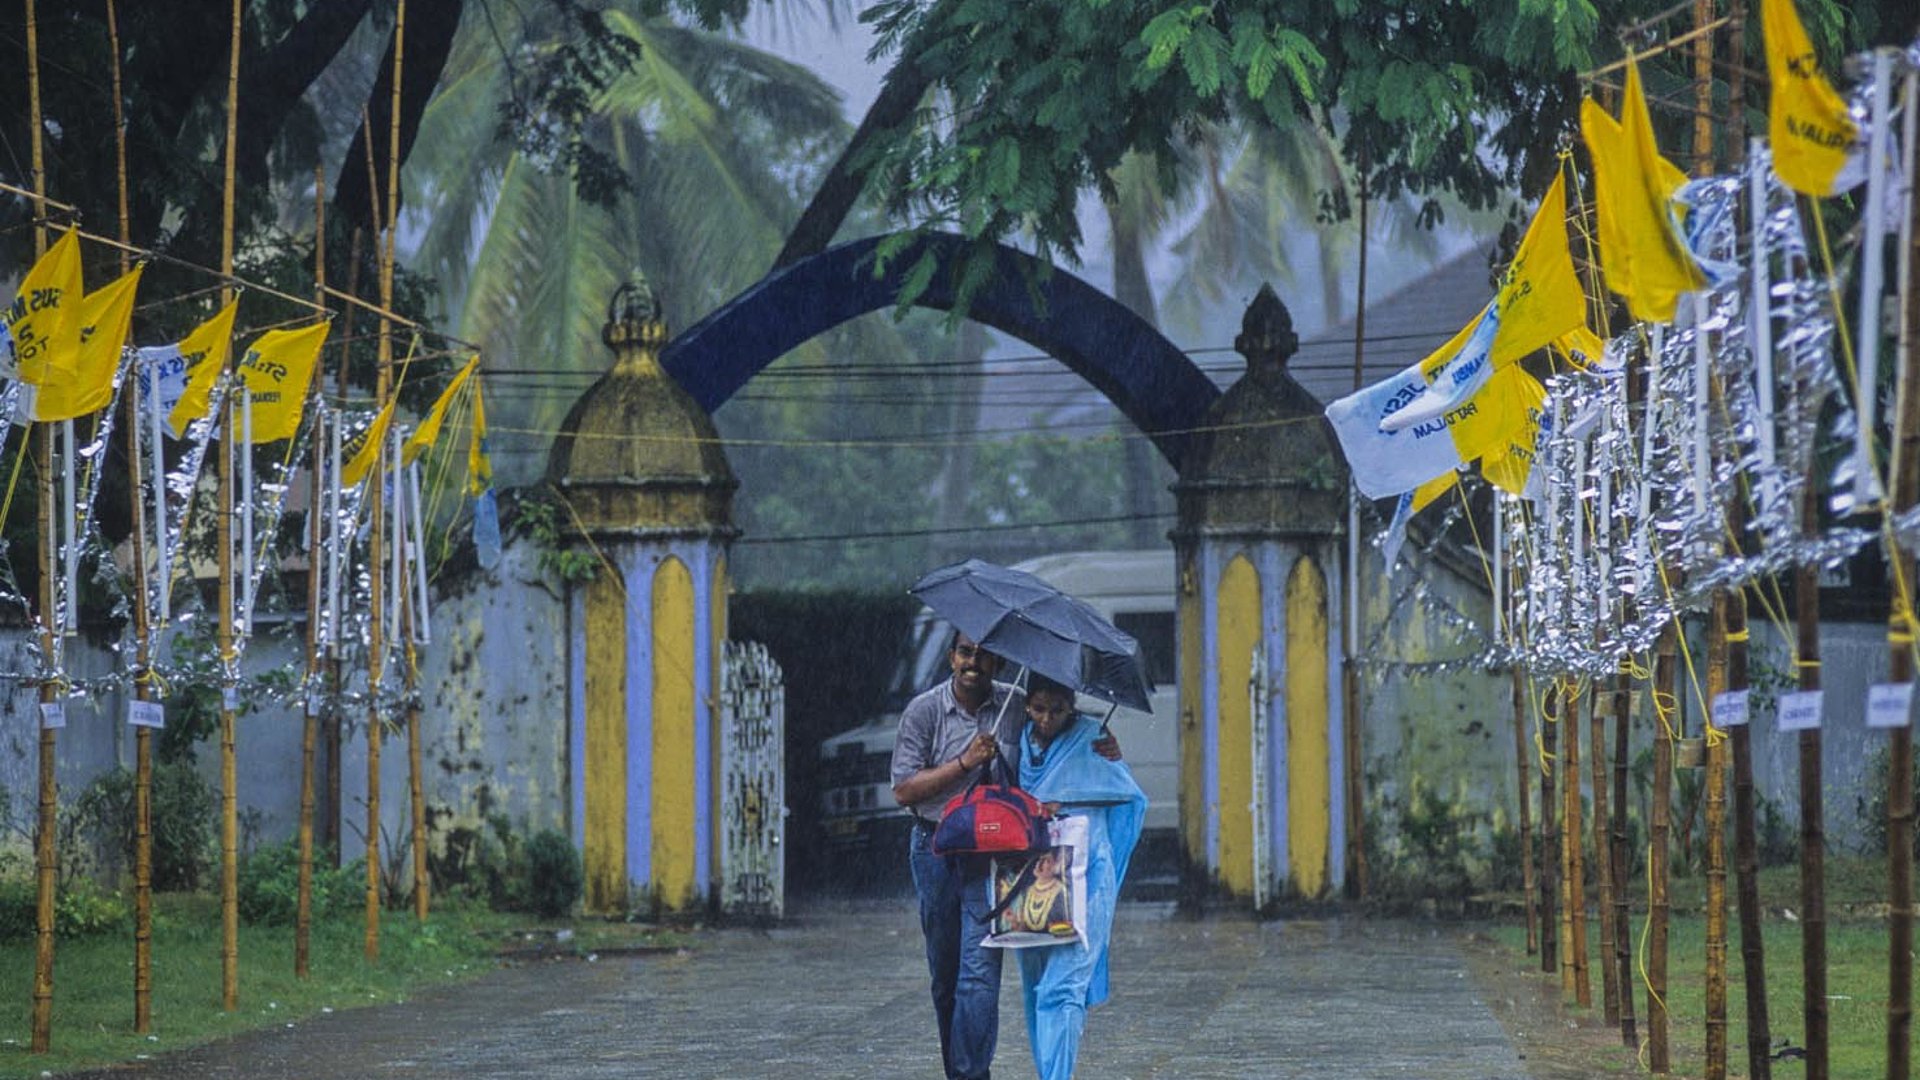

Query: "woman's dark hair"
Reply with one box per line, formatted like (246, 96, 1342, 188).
(1025, 672, 1074, 701)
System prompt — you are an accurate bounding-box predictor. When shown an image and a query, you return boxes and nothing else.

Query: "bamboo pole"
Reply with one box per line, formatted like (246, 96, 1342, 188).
(1690, 12, 1729, 1077)
(366, 0, 408, 962)
(25, 0, 54, 1053)
(216, 0, 243, 1014)
(1343, 149, 1369, 901)
(1720, 8, 1771, 1073)
(105, 0, 156, 1031)
(1729, 589, 1771, 1079)
(1539, 679, 1560, 979)
(1613, 654, 1638, 1047)
(296, 159, 329, 980)
(1590, 672, 1617, 1025)
(1705, 594, 1729, 1080)
(1796, 484, 1827, 1079)
(1884, 60, 1920, 1080)
(1649, 621, 1676, 1074)
(1515, 667, 1538, 954)
(1562, 676, 1589, 1007)
(1616, 356, 1645, 1050)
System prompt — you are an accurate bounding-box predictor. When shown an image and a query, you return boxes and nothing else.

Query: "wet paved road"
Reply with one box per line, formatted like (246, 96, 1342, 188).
(63, 901, 1547, 1079)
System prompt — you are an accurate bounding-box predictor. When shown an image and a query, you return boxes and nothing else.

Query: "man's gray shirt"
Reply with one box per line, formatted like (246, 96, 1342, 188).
(890, 678, 1025, 821)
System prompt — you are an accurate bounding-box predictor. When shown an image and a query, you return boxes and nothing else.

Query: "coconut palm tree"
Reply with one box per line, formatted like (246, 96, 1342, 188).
(402, 3, 850, 479)
(1159, 115, 1473, 342)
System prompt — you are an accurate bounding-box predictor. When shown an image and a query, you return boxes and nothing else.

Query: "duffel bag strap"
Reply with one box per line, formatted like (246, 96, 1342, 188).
(985, 858, 1040, 923)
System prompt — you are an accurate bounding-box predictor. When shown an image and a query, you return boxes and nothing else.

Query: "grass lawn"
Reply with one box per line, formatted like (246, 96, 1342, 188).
(0, 892, 524, 1078)
(1489, 855, 1912, 1078)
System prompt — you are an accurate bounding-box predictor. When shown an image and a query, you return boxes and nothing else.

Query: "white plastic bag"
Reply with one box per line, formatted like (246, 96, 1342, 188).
(982, 814, 1088, 949)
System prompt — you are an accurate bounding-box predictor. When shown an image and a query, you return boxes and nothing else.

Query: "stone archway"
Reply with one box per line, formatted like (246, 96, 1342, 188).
(661, 230, 1222, 469)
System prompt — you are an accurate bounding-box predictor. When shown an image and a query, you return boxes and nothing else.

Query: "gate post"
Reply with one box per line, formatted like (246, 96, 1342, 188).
(549, 279, 738, 915)
(1170, 285, 1350, 905)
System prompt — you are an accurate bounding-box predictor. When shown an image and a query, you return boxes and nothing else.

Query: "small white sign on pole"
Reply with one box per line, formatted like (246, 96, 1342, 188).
(1867, 682, 1915, 729)
(222, 686, 240, 712)
(1778, 689, 1824, 732)
(128, 701, 165, 729)
(1711, 689, 1750, 728)
(38, 702, 64, 730)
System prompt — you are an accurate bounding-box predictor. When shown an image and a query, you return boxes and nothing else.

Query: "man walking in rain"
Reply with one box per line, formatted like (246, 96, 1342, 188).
(891, 631, 1118, 1079)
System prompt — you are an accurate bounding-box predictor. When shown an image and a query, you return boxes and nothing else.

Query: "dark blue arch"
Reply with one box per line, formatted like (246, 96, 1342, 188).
(660, 231, 1222, 470)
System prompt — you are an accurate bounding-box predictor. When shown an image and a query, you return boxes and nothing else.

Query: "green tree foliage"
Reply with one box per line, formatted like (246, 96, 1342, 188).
(819, 0, 1903, 312)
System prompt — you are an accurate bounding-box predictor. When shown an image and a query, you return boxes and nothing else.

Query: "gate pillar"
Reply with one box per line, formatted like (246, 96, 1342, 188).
(1171, 285, 1350, 904)
(549, 280, 738, 914)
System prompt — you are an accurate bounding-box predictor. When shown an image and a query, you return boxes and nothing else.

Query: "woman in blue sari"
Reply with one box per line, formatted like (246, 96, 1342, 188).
(1015, 674, 1147, 1080)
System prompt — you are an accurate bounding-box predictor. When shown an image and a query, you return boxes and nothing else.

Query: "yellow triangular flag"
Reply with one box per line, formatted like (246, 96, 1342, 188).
(1480, 396, 1551, 497)
(1613, 58, 1707, 323)
(1483, 170, 1587, 369)
(6, 228, 85, 385)
(1763, 0, 1863, 196)
(342, 400, 395, 489)
(1551, 326, 1610, 369)
(402, 355, 479, 465)
(1410, 470, 1457, 514)
(1447, 362, 1547, 466)
(35, 264, 143, 422)
(236, 322, 328, 443)
(164, 300, 240, 437)
(1580, 99, 1638, 309)
(468, 382, 492, 497)
(1380, 172, 1585, 436)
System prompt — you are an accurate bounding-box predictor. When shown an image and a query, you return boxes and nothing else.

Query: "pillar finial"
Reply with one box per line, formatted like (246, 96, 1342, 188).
(603, 275, 668, 365)
(1234, 283, 1298, 381)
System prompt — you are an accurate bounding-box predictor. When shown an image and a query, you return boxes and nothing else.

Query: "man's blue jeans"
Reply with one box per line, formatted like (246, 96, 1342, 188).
(910, 820, 1001, 1079)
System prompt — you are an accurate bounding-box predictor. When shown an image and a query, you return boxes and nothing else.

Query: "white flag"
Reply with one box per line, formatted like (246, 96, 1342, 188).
(136, 342, 194, 422)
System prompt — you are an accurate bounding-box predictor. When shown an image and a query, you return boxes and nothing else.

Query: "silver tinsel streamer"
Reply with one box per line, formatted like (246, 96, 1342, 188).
(1502, 153, 1873, 677)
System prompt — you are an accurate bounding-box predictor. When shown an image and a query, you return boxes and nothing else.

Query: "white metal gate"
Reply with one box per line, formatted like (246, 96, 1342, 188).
(718, 640, 786, 918)
(1249, 642, 1270, 909)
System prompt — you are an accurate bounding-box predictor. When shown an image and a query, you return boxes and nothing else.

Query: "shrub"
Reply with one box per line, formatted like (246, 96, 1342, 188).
(1857, 748, 1920, 858)
(236, 839, 366, 926)
(1756, 794, 1798, 867)
(431, 814, 515, 907)
(431, 817, 580, 917)
(0, 876, 130, 941)
(518, 830, 583, 918)
(67, 763, 215, 890)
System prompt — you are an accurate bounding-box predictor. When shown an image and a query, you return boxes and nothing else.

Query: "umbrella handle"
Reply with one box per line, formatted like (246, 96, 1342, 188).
(1098, 700, 1117, 738)
(986, 666, 1027, 773)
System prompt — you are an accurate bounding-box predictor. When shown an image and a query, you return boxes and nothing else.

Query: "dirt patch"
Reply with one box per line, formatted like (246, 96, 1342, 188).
(1458, 928, 1695, 1079)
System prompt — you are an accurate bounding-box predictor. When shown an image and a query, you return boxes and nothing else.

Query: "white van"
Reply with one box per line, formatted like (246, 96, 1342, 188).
(817, 550, 1179, 854)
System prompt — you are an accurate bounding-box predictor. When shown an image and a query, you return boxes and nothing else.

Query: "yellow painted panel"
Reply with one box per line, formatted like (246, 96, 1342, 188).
(1216, 554, 1260, 896)
(652, 556, 698, 910)
(584, 570, 627, 912)
(1177, 553, 1206, 867)
(1286, 556, 1331, 898)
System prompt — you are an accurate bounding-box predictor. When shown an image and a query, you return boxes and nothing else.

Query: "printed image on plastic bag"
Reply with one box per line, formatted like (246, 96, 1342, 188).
(984, 814, 1088, 948)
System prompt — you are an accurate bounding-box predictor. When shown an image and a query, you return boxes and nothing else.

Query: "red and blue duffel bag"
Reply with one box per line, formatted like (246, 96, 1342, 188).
(931, 764, 1051, 857)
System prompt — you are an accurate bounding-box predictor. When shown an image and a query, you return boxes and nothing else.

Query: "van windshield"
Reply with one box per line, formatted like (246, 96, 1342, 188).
(884, 615, 953, 707)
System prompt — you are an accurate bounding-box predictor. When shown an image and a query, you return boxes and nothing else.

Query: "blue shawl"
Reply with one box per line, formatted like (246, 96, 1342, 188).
(1018, 713, 1147, 1007)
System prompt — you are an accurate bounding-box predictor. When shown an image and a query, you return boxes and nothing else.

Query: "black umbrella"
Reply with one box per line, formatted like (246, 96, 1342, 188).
(909, 558, 1154, 712)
